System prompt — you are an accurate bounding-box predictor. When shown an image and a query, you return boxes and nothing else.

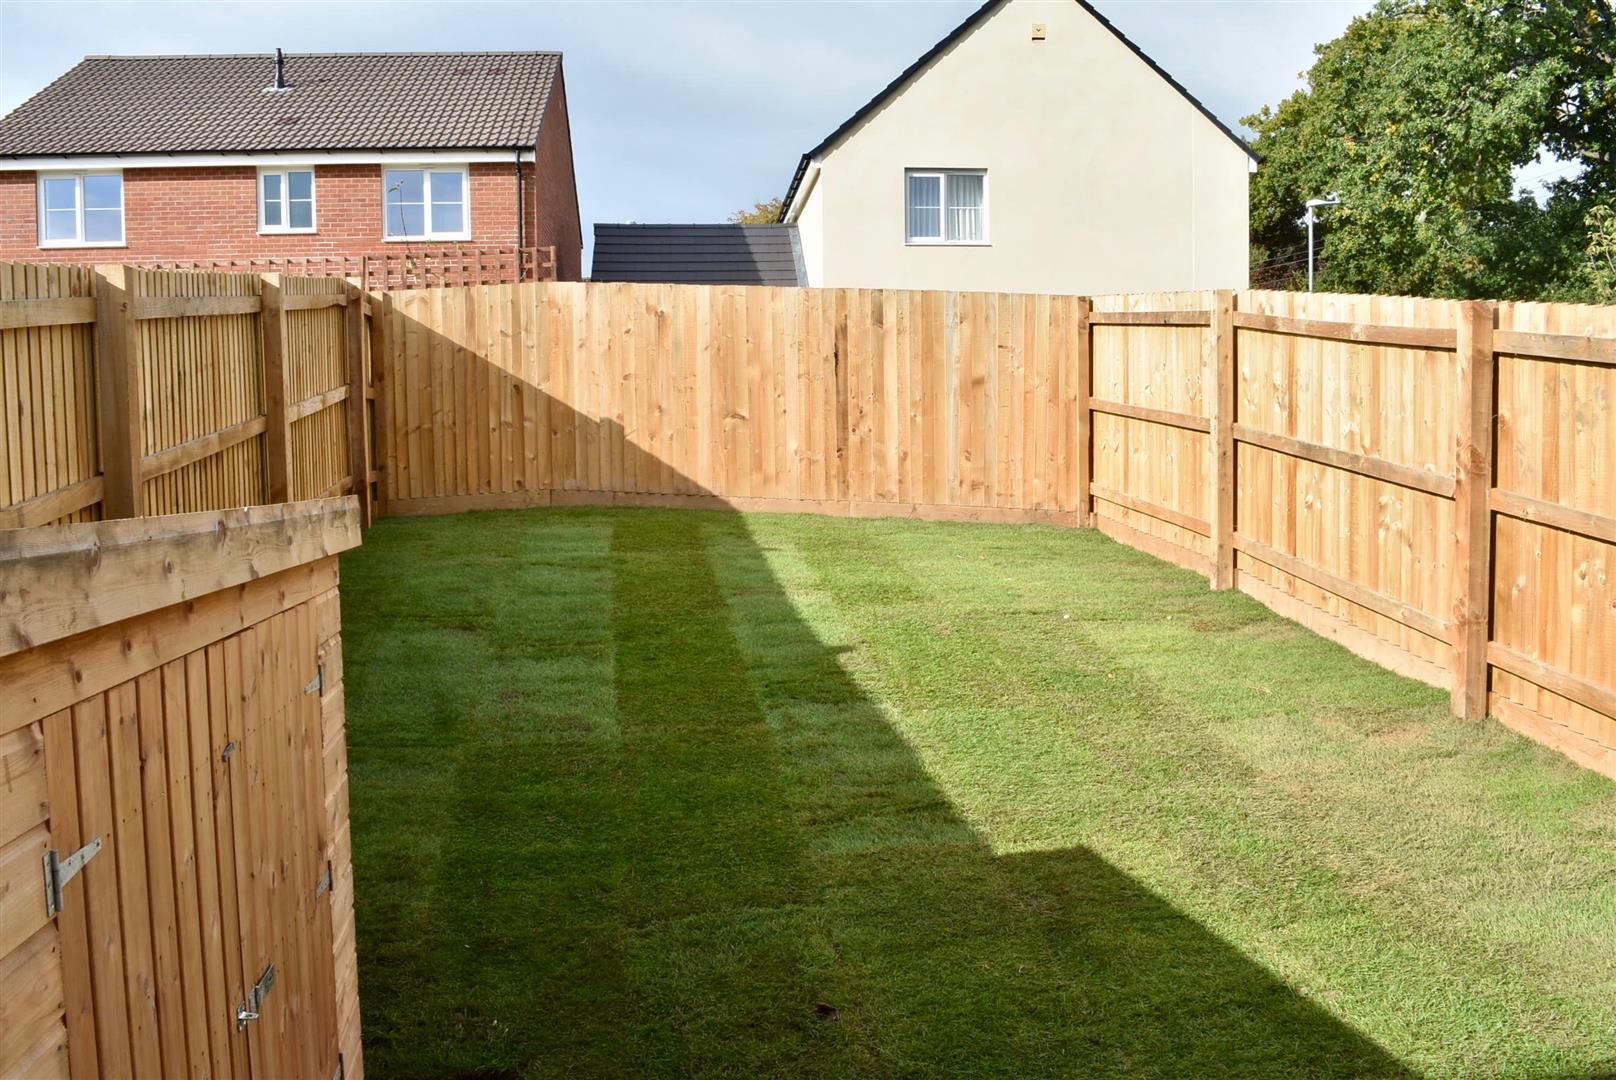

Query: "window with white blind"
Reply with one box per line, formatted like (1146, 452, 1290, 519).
(905, 169, 987, 244)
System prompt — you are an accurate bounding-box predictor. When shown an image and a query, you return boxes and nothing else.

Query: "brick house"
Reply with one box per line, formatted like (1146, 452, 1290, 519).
(0, 50, 583, 282)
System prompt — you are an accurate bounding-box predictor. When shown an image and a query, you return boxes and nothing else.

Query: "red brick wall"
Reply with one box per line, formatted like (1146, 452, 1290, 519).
(0, 160, 577, 277)
(531, 74, 584, 281)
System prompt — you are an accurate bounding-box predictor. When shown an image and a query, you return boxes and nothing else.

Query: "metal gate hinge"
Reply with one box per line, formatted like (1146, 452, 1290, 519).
(315, 860, 333, 900)
(43, 838, 103, 917)
(237, 963, 276, 1030)
(304, 663, 324, 696)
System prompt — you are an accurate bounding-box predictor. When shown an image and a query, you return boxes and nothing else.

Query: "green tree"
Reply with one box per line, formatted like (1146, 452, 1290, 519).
(1583, 203, 1616, 300)
(1246, 0, 1614, 299)
(728, 198, 785, 224)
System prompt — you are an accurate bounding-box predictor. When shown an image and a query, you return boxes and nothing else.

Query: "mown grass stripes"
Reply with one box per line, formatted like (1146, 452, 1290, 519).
(342, 508, 1616, 1080)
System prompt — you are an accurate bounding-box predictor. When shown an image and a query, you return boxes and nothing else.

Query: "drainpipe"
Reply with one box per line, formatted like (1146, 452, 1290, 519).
(514, 148, 525, 281)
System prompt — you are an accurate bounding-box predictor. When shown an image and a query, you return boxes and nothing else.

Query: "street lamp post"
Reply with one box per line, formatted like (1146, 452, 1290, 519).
(1304, 195, 1340, 292)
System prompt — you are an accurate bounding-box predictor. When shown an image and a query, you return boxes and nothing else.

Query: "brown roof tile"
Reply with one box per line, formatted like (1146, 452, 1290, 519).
(0, 51, 561, 156)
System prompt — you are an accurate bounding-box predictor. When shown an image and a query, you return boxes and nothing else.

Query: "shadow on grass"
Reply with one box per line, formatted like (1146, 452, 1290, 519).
(343, 315, 1422, 1077)
(342, 503, 1419, 1079)
(618, 509, 1412, 1079)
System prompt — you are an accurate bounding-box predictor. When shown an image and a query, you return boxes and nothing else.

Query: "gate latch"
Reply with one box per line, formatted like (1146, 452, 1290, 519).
(43, 838, 102, 917)
(237, 963, 276, 1030)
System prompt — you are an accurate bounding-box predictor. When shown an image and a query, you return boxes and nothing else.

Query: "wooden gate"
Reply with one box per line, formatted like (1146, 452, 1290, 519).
(0, 499, 363, 1079)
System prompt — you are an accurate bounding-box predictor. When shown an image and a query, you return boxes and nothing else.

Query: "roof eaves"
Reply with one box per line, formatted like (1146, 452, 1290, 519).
(778, 0, 1005, 219)
(77, 49, 564, 59)
(0, 143, 535, 159)
(1072, 0, 1256, 162)
(529, 54, 562, 148)
(777, 0, 1257, 218)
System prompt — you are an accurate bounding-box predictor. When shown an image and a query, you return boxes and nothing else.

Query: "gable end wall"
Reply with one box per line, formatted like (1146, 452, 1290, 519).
(810, 0, 1250, 294)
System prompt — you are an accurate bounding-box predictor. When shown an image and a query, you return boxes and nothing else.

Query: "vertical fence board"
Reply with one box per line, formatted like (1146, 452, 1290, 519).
(2, 265, 1613, 785)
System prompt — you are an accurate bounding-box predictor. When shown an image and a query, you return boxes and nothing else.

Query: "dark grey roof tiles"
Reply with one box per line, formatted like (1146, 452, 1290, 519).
(592, 224, 805, 286)
(0, 52, 561, 155)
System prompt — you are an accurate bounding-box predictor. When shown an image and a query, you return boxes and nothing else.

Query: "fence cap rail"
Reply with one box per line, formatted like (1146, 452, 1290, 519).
(0, 497, 360, 659)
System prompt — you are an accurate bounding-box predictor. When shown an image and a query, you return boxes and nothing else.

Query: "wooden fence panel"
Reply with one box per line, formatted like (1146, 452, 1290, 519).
(377, 282, 1079, 522)
(134, 269, 267, 517)
(1491, 300, 1616, 775)
(0, 716, 64, 1079)
(0, 261, 363, 528)
(285, 276, 353, 502)
(0, 500, 364, 1080)
(0, 263, 99, 529)
(841, 290, 1081, 517)
(2, 264, 1612, 781)
(1087, 290, 1216, 571)
(1231, 290, 1462, 689)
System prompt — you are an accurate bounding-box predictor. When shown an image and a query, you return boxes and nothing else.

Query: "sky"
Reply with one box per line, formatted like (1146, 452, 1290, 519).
(0, 0, 1373, 270)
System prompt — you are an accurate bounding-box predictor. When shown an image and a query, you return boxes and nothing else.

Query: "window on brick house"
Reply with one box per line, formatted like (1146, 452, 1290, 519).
(382, 167, 470, 241)
(259, 169, 316, 233)
(37, 171, 124, 247)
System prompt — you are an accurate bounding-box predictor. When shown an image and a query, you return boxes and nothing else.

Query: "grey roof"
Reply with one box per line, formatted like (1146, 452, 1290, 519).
(0, 52, 562, 156)
(592, 224, 805, 286)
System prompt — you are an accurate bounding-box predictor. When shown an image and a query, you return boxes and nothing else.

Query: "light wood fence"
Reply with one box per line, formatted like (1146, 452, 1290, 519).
(0, 499, 363, 1079)
(371, 283, 1085, 521)
(1085, 289, 1610, 778)
(0, 262, 374, 530)
(3, 267, 1611, 778)
(374, 281, 1615, 780)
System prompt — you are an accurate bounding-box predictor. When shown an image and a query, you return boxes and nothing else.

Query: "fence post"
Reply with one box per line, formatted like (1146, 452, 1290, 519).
(93, 265, 144, 518)
(345, 281, 373, 527)
(260, 273, 293, 503)
(1451, 299, 1497, 719)
(1209, 289, 1237, 588)
(1074, 296, 1093, 526)
(833, 290, 850, 507)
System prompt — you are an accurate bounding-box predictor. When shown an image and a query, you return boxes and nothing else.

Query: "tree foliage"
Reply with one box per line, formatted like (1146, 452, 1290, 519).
(729, 198, 785, 224)
(1584, 203, 1616, 300)
(1246, 1, 1615, 300)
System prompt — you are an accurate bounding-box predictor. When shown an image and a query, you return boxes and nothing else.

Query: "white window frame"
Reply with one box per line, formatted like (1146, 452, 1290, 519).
(258, 167, 317, 234)
(381, 165, 472, 242)
(904, 168, 989, 246)
(36, 170, 125, 249)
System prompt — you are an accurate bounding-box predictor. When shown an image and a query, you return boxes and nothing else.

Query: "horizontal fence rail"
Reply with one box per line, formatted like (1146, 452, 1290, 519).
(0, 262, 375, 530)
(1, 264, 1611, 781)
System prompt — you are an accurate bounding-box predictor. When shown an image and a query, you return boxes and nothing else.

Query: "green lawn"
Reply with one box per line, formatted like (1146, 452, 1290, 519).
(340, 507, 1616, 1080)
